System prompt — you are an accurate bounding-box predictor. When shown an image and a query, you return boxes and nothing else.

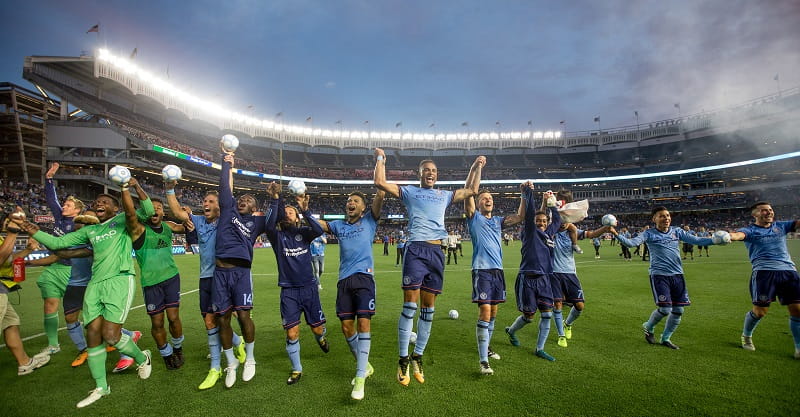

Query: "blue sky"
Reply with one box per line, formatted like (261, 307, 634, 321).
(2, 0, 798, 133)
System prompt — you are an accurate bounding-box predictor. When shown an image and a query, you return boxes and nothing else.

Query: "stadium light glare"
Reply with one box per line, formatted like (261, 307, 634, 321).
(392, 133, 401, 140)
(544, 131, 554, 139)
(533, 131, 543, 139)
(321, 129, 333, 137)
(334, 130, 343, 138)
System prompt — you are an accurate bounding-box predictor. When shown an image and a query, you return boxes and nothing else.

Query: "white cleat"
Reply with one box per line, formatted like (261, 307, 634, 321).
(224, 364, 238, 388)
(137, 350, 152, 379)
(242, 360, 256, 382)
(480, 361, 494, 375)
(76, 386, 110, 408)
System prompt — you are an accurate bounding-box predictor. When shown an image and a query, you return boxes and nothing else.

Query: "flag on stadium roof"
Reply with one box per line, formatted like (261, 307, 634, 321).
(335, 120, 342, 125)
(527, 120, 532, 126)
(593, 116, 600, 122)
(674, 103, 681, 109)
(560, 120, 565, 124)
(86, 24, 99, 33)
(275, 112, 283, 118)
(129, 48, 137, 59)
(429, 122, 435, 128)
(395, 122, 402, 128)
(461, 121, 468, 126)
(306, 116, 312, 122)
(774, 73, 779, 81)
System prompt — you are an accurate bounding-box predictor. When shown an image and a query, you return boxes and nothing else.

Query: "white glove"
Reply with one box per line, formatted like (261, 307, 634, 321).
(545, 190, 557, 207)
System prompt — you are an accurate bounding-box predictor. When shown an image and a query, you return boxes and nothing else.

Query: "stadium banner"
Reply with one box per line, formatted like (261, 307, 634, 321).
(172, 245, 186, 255)
(35, 215, 55, 223)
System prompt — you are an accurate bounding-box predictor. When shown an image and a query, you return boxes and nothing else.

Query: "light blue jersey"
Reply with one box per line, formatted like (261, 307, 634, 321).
(328, 212, 379, 280)
(68, 245, 93, 287)
(191, 213, 218, 279)
(400, 185, 453, 241)
(617, 226, 713, 275)
(553, 229, 586, 274)
(310, 236, 326, 256)
(738, 221, 797, 271)
(467, 213, 504, 270)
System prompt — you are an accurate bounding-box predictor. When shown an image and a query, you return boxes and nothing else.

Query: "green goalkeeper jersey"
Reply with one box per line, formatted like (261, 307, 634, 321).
(33, 199, 154, 284)
(134, 222, 180, 287)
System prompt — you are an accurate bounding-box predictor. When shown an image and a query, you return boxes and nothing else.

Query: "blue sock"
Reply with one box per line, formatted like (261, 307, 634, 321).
(509, 315, 531, 333)
(207, 328, 221, 370)
(790, 316, 800, 350)
(67, 321, 87, 352)
(566, 307, 582, 326)
(286, 338, 302, 372)
(159, 343, 174, 357)
(398, 302, 417, 357)
(537, 313, 552, 351)
(742, 311, 762, 337)
(413, 307, 435, 356)
(245, 341, 255, 361)
(171, 334, 184, 349)
(488, 318, 496, 341)
(232, 331, 242, 346)
(662, 308, 684, 342)
(356, 332, 371, 378)
(645, 308, 670, 332)
(346, 333, 358, 359)
(477, 320, 490, 362)
(553, 309, 565, 337)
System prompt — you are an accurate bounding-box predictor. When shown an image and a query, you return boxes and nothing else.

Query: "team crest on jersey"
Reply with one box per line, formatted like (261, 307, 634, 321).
(295, 234, 303, 242)
(147, 304, 156, 311)
(658, 295, 667, 301)
(480, 292, 488, 300)
(403, 275, 412, 285)
(759, 295, 769, 301)
(109, 222, 118, 229)
(246, 221, 254, 229)
(211, 304, 218, 312)
(772, 227, 780, 233)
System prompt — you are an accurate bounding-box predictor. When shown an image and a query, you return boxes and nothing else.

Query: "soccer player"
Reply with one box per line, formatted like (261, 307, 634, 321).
(374, 147, 484, 385)
(23, 186, 153, 408)
(696, 227, 711, 257)
(551, 220, 612, 348)
(618, 226, 632, 261)
(213, 152, 267, 387)
(310, 234, 327, 290)
(613, 206, 719, 350)
(465, 188, 524, 374)
(727, 201, 800, 358)
(36, 162, 84, 356)
(592, 236, 602, 259)
(317, 188, 385, 400)
(123, 180, 186, 370)
(396, 234, 407, 267)
(504, 186, 561, 361)
(1, 214, 52, 376)
(165, 184, 247, 389)
(681, 225, 695, 260)
(446, 230, 459, 265)
(263, 183, 329, 385)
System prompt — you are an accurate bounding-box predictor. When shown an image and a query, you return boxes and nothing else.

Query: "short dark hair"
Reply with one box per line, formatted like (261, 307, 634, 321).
(205, 191, 219, 198)
(477, 189, 492, 196)
(749, 201, 771, 211)
(418, 159, 436, 170)
(535, 210, 548, 217)
(349, 191, 367, 204)
(651, 206, 668, 216)
(555, 189, 573, 203)
(150, 198, 163, 205)
(96, 193, 119, 208)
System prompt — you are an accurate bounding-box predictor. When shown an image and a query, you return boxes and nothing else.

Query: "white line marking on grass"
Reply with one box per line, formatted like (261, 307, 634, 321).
(2, 288, 200, 347)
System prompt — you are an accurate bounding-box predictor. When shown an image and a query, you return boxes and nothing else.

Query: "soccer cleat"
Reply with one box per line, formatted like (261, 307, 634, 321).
(741, 335, 755, 351)
(113, 357, 135, 373)
(76, 386, 110, 408)
(410, 353, 425, 383)
(557, 336, 568, 348)
(642, 324, 656, 344)
(535, 350, 556, 361)
(224, 364, 238, 388)
(234, 340, 246, 364)
(242, 360, 256, 382)
(505, 327, 520, 347)
(163, 353, 179, 370)
(660, 340, 680, 350)
(137, 350, 152, 379)
(351, 376, 366, 400)
(479, 361, 494, 375)
(131, 330, 143, 343)
(564, 324, 573, 340)
(318, 336, 330, 353)
(173, 346, 185, 367)
(488, 346, 501, 360)
(572, 244, 584, 254)
(18, 352, 50, 375)
(71, 349, 88, 368)
(351, 362, 375, 385)
(198, 368, 221, 390)
(286, 371, 302, 385)
(397, 356, 411, 386)
(105, 345, 117, 353)
(39, 344, 61, 355)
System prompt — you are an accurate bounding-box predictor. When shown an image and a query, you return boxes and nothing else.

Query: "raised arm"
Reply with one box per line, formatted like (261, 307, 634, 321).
(44, 162, 64, 221)
(164, 180, 190, 223)
(373, 148, 401, 198)
(219, 154, 235, 208)
(296, 194, 324, 238)
(164, 220, 186, 234)
(464, 196, 477, 219)
(371, 189, 385, 220)
(121, 177, 147, 239)
(453, 155, 485, 203)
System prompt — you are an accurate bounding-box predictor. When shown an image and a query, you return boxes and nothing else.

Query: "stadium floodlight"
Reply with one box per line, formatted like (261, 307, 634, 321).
(392, 132, 401, 140)
(544, 131, 554, 139)
(554, 131, 562, 138)
(435, 133, 445, 141)
(533, 131, 543, 139)
(490, 133, 499, 140)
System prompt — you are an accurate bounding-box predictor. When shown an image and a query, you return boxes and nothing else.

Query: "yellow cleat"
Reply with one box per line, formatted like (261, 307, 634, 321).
(397, 357, 410, 386)
(411, 354, 425, 384)
(199, 368, 221, 390)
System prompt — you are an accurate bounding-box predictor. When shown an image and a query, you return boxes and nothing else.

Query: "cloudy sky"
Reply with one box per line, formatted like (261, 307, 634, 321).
(1, 0, 798, 132)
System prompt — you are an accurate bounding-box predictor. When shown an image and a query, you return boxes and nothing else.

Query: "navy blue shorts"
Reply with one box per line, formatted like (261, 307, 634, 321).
(471, 269, 506, 305)
(514, 273, 554, 314)
(750, 269, 800, 307)
(551, 273, 584, 304)
(280, 285, 326, 329)
(199, 277, 213, 315)
(212, 266, 253, 315)
(336, 273, 377, 320)
(650, 274, 690, 307)
(402, 241, 445, 294)
(143, 274, 181, 316)
(63, 285, 87, 316)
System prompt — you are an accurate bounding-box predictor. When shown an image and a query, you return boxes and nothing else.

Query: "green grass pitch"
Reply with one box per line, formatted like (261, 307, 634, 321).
(3, 239, 799, 416)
